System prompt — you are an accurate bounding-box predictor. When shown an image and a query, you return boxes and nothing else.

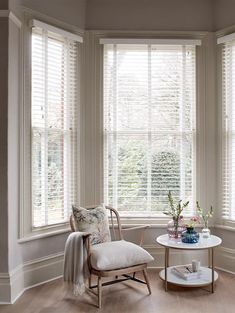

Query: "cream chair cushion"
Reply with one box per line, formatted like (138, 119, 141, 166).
(90, 240, 154, 271)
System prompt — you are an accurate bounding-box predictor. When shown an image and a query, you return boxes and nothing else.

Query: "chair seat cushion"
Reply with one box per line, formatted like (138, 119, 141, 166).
(90, 240, 154, 271)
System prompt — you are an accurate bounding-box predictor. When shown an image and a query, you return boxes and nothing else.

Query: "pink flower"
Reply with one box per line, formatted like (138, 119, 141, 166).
(187, 215, 200, 228)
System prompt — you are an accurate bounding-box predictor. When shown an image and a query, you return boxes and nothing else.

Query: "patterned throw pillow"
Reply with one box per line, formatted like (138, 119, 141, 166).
(72, 204, 111, 245)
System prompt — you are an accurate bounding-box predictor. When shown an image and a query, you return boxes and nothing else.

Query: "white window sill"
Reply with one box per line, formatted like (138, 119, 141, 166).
(114, 215, 182, 227)
(18, 225, 71, 243)
(214, 223, 235, 233)
(18, 216, 205, 242)
(119, 216, 200, 227)
(18, 217, 170, 242)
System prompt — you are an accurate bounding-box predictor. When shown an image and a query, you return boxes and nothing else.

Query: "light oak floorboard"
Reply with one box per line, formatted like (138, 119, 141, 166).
(0, 270, 234, 313)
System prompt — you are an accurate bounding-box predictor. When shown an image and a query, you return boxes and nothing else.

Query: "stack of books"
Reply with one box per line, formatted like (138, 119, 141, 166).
(171, 265, 201, 280)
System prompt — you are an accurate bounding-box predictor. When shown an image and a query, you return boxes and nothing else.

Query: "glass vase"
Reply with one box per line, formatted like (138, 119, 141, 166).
(202, 227, 211, 238)
(181, 227, 200, 244)
(167, 217, 186, 239)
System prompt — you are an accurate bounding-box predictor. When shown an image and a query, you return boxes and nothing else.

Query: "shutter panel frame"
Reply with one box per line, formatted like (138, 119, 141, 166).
(103, 43, 196, 216)
(221, 40, 235, 221)
(31, 23, 80, 228)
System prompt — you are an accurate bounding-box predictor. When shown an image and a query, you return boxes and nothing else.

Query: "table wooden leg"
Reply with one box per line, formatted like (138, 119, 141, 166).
(211, 248, 214, 293)
(208, 248, 212, 268)
(167, 248, 169, 267)
(165, 247, 168, 291)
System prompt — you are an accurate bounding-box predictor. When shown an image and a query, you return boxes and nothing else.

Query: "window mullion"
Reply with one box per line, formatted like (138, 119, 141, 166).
(180, 46, 186, 201)
(191, 48, 196, 212)
(147, 45, 152, 213)
(113, 44, 118, 209)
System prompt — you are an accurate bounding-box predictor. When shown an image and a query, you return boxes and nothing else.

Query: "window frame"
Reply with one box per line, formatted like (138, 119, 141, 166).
(83, 31, 209, 224)
(19, 11, 84, 240)
(102, 42, 197, 217)
(217, 32, 235, 226)
(19, 27, 209, 240)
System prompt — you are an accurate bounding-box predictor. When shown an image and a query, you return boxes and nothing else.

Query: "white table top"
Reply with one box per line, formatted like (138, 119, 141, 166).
(156, 234, 222, 250)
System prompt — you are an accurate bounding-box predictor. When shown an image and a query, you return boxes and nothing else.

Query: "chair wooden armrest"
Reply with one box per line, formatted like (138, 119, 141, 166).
(122, 225, 150, 231)
(122, 225, 150, 246)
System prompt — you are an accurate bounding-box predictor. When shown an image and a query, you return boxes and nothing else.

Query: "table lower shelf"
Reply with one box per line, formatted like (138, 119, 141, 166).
(159, 266, 218, 287)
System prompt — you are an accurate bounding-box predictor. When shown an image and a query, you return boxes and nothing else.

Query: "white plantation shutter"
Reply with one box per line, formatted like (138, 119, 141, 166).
(31, 23, 79, 227)
(103, 44, 196, 216)
(221, 39, 235, 220)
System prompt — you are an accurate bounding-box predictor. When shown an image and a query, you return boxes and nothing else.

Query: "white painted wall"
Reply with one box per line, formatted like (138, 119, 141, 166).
(8, 17, 22, 272)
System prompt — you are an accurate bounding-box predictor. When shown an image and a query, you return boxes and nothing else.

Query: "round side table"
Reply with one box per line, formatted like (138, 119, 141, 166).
(156, 234, 222, 293)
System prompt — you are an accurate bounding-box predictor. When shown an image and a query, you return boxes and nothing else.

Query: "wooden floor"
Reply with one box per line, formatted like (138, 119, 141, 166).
(0, 270, 235, 313)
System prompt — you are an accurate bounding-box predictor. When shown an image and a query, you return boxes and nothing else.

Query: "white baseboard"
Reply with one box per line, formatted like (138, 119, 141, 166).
(0, 252, 64, 304)
(214, 246, 235, 274)
(0, 273, 11, 304)
(215, 266, 235, 275)
(23, 252, 64, 289)
(1, 244, 235, 304)
(9, 265, 24, 304)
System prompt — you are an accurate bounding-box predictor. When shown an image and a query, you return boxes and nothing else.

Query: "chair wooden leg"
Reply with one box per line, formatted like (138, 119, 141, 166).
(143, 269, 151, 294)
(98, 276, 102, 308)
(89, 275, 92, 288)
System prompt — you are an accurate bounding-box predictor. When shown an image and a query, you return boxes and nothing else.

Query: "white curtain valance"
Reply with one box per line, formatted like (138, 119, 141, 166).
(217, 32, 235, 44)
(30, 19, 83, 43)
(99, 38, 201, 45)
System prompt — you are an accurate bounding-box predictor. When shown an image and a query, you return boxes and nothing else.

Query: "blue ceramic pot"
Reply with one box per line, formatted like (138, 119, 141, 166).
(181, 227, 199, 244)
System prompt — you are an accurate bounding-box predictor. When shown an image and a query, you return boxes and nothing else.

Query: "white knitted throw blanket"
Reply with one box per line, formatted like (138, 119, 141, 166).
(63, 232, 90, 295)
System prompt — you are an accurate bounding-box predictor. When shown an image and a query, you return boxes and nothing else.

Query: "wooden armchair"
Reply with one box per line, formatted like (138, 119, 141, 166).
(70, 205, 153, 308)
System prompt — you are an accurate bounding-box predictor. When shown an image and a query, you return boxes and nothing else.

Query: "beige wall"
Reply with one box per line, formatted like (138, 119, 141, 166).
(214, 0, 235, 31)
(86, 0, 214, 31)
(21, 0, 86, 29)
(0, 0, 8, 9)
